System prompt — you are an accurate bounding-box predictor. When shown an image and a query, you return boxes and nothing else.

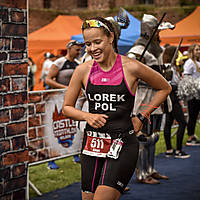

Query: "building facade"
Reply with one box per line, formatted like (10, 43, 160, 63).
(29, 0, 200, 10)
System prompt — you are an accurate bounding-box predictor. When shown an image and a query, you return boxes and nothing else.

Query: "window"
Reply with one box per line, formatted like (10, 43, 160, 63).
(139, 0, 154, 4)
(77, 0, 88, 8)
(43, 0, 51, 8)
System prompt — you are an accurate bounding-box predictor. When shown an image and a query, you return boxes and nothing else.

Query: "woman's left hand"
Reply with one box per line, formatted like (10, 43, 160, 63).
(131, 116, 143, 135)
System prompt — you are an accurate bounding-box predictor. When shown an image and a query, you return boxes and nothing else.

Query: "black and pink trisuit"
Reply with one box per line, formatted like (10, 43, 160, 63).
(81, 54, 139, 194)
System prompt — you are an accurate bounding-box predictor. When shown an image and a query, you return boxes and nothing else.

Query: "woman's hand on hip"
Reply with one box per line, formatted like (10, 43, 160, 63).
(84, 113, 109, 129)
(132, 116, 143, 134)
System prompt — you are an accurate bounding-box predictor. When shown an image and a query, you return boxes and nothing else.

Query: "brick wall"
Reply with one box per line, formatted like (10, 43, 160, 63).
(29, 0, 183, 10)
(88, 0, 111, 10)
(154, 0, 180, 6)
(29, 0, 79, 10)
(0, 0, 29, 199)
(28, 90, 57, 163)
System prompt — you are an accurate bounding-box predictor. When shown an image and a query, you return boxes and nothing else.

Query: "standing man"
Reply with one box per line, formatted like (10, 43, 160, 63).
(127, 14, 174, 184)
(45, 40, 84, 169)
(39, 52, 55, 90)
(46, 40, 84, 89)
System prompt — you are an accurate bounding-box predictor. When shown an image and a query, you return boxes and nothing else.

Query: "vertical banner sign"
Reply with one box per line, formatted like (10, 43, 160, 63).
(45, 92, 83, 157)
(28, 90, 84, 164)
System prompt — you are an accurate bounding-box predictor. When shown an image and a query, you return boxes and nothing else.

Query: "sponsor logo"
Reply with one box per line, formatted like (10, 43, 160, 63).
(117, 181, 124, 188)
(53, 105, 77, 148)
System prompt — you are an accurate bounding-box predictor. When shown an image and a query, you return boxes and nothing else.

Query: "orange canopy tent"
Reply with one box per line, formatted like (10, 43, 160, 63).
(160, 6, 200, 47)
(28, 15, 83, 90)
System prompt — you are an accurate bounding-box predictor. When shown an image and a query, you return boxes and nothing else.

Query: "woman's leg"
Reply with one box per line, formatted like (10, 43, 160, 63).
(164, 112, 174, 150)
(187, 99, 199, 137)
(173, 102, 186, 151)
(93, 185, 121, 200)
(82, 191, 94, 200)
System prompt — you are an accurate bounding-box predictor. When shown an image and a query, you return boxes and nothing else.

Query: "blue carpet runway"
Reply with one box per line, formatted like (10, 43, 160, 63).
(31, 146, 200, 200)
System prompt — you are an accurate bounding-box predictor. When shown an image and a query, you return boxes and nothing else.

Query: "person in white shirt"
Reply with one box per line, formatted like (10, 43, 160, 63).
(39, 52, 55, 89)
(46, 40, 84, 168)
(183, 44, 200, 146)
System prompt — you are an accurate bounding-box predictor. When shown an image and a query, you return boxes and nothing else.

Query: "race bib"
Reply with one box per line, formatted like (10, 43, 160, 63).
(82, 131, 112, 157)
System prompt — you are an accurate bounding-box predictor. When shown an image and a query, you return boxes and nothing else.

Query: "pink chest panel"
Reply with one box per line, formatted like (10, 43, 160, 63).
(89, 54, 123, 86)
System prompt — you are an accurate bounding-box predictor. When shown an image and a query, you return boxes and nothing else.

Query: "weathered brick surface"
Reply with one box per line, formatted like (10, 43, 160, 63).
(0, 109, 10, 123)
(2, 24, 27, 37)
(0, 167, 10, 181)
(29, 0, 146, 10)
(28, 104, 34, 115)
(12, 77, 27, 91)
(0, 184, 2, 196)
(12, 136, 26, 151)
(3, 63, 27, 76)
(0, 79, 10, 92)
(0, 64, 2, 76)
(0, 140, 10, 154)
(11, 11, 25, 22)
(28, 93, 42, 103)
(13, 189, 26, 200)
(0, 127, 5, 138)
(88, 0, 110, 10)
(12, 164, 26, 177)
(9, 52, 24, 60)
(0, 8, 9, 22)
(2, 150, 29, 166)
(11, 107, 26, 121)
(0, 52, 7, 61)
(4, 175, 26, 193)
(0, 3, 28, 199)
(12, 38, 26, 51)
(3, 92, 27, 106)
(28, 128, 36, 139)
(28, 115, 41, 127)
(6, 121, 27, 137)
(28, 139, 44, 151)
(0, 193, 12, 200)
(0, 97, 2, 108)
(36, 103, 45, 114)
(37, 127, 45, 137)
(1, 0, 27, 9)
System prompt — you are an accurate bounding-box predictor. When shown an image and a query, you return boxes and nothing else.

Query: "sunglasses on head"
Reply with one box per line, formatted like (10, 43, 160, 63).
(67, 41, 84, 48)
(82, 19, 110, 32)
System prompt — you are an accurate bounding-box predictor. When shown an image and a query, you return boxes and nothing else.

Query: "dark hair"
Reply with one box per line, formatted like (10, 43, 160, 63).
(163, 45, 176, 64)
(83, 16, 119, 53)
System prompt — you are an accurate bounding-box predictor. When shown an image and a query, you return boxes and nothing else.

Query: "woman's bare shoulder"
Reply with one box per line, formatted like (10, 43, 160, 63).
(76, 59, 94, 74)
(121, 55, 142, 72)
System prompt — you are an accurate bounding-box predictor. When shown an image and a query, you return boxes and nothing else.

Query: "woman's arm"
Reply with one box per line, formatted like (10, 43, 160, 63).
(124, 57, 172, 133)
(62, 63, 108, 129)
(45, 64, 67, 89)
(131, 58, 171, 114)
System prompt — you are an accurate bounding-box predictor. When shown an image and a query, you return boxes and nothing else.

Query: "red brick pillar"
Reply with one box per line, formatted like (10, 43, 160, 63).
(0, 0, 29, 199)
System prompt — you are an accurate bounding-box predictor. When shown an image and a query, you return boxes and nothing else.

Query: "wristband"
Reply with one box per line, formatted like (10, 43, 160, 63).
(136, 113, 147, 124)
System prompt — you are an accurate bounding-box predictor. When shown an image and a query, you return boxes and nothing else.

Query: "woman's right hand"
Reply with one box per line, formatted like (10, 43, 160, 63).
(84, 113, 109, 129)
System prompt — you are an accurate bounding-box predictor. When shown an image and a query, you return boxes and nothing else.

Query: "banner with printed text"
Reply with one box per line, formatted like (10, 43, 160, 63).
(28, 89, 87, 164)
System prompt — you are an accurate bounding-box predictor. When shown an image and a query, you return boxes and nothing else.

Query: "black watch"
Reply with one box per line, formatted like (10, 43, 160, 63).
(136, 113, 147, 124)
